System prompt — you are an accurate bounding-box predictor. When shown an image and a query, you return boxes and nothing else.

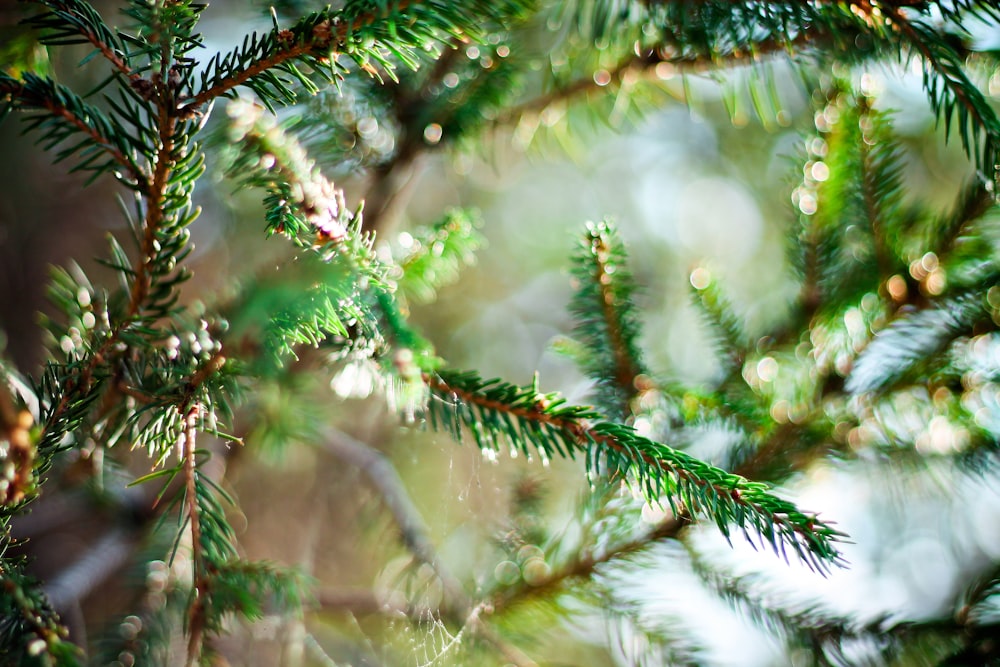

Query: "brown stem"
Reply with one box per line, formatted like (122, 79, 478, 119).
(361, 44, 464, 234)
(38, 88, 181, 444)
(495, 22, 843, 127)
(591, 234, 642, 406)
(182, 404, 207, 667)
(318, 427, 538, 666)
(129, 102, 177, 316)
(320, 428, 467, 605)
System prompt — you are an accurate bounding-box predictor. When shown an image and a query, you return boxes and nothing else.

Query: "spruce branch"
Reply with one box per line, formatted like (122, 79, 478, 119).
(320, 428, 466, 604)
(35, 123, 195, 456)
(882, 3, 1000, 176)
(494, 29, 821, 127)
(396, 210, 485, 306)
(569, 220, 647, 420)
(0, 382, 37, 508)
(690, 273, 748, 375)
(688, 548, 991, 665)
(846, 289, 988, 395)
(494, 0, 895, 129)
(423, 370, 845, 572)
(0, 566, 82, 666)
(182, 0, 529, 114)
(224, 98, 362, 246)
(808, 94, 900, 312)
(925, 178, 997, 268)
(856, 103, 905, 278)
(0, 73, 148, 191)
(490, 513, 689, 613)
(130, 113, 179, 317)
(24, 0, 134, 80)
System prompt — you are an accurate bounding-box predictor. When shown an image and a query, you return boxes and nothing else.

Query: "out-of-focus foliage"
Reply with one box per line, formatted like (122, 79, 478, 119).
(0, 0, 999, 666)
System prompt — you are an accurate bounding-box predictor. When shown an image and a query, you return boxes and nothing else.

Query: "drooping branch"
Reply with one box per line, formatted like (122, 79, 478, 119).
(423, 370, 845, 572)
(881, 3, 1000, 174)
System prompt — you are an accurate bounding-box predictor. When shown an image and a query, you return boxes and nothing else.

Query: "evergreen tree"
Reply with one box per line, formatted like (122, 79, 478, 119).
(0, 1, 999, 665)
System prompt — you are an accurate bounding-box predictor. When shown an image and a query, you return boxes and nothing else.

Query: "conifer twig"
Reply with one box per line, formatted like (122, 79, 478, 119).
(0, 77, 148, 192)
(423, 370, 844, 571)
(494, 30, 819, 126)
(129, 118, 177, 315)
(319, 427, 538, 666)
(26, 0, 135, 79)
(491, 514, 689, 613)
(881, 3, 1000, 173)
(181, 0, 416, 112)
(572, 221, 646, 415)
(361, 42, 464, 232)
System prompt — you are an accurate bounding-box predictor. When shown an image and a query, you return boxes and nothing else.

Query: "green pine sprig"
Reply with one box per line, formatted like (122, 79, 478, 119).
(846, 289, 989, 396)
(223, 98, 369, 250)
(0, 566, 82, 667)
(423, 369, 846, 572)
(882, 5, 1000, 177)
(0, 73, 147, 189)
(810, 96, 900, 314)
(567, 219, 647, 421)
(24, 0, 132, 77)
(183, 0, 532, 114)
(689, 272, 748, 377)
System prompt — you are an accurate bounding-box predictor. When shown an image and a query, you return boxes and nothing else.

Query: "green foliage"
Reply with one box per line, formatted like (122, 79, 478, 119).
(424, 369, 845, 572)
(846, 290, 989, 396)
(1, 0, 1000, 665)
(0, 566, 81, 667)
(396, 209, 485, 307)
(0, 73, 144, 186)
(567, 219, 647, 420)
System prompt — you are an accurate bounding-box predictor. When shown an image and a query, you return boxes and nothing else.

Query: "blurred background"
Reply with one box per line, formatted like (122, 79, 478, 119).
(3, 0, 1000, 665)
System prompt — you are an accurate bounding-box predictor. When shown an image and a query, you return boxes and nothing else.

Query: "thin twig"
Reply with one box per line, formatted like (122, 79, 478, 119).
(42, 527, 134, 611)
(422, 373, 826, 549)
(182, 404, 207, 667)
(590, 232, 643, 407)
(320, 427, 467, 605)
(490, 515, 688, 614)
(318, 427, 538, 667)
